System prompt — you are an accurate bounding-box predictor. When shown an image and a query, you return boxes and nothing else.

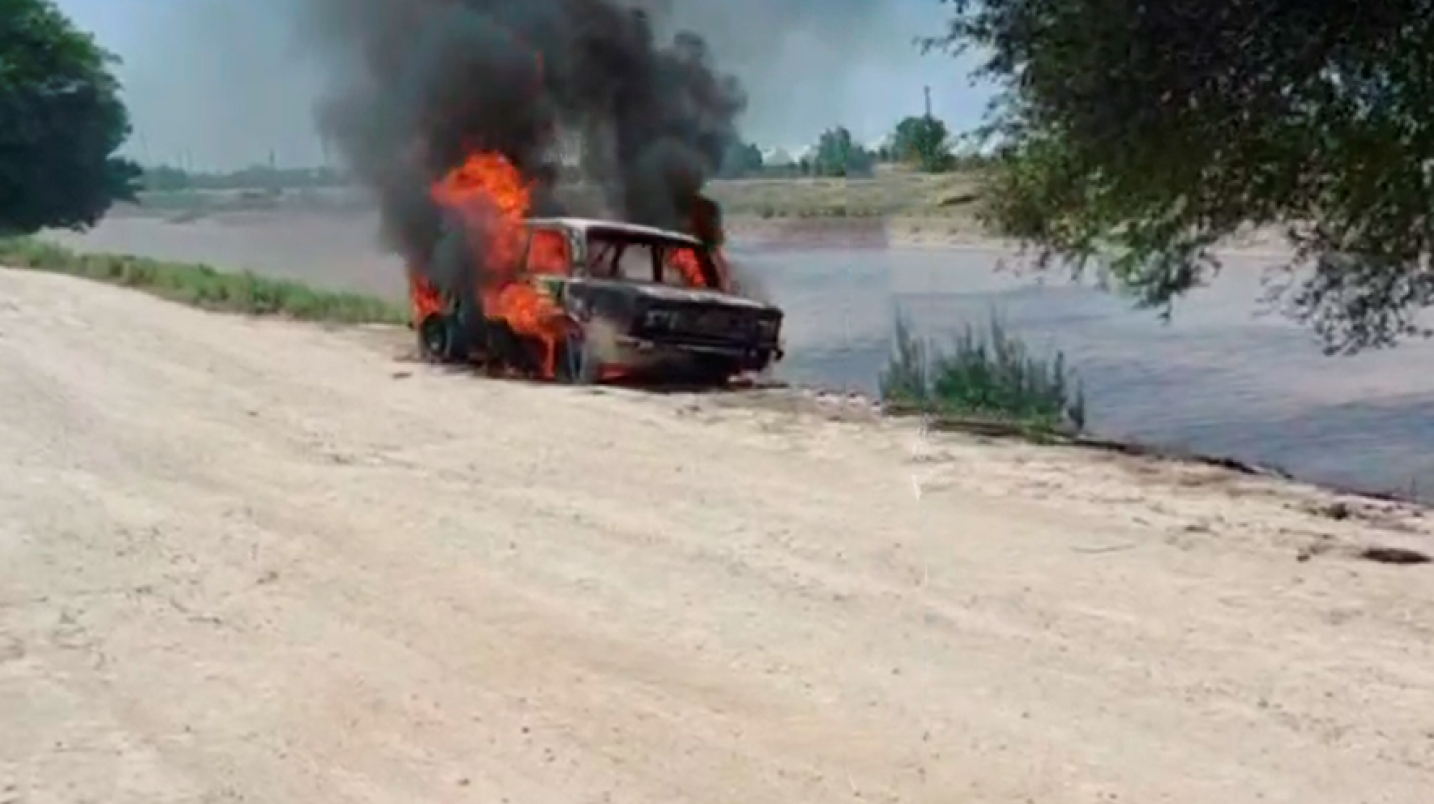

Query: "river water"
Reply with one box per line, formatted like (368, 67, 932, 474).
(745, 246, 1434, 500)
(43, 214, 1434, 499)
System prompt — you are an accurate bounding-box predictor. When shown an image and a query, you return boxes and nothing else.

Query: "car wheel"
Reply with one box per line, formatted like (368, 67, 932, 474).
(418, 314, 469, 363)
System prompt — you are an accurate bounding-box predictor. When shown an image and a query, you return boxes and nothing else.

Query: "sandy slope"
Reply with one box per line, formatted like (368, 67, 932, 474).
(2, 268, 1433, 804)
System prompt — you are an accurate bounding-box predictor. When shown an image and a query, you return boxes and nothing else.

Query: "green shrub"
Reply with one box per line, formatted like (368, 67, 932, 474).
(879, 309, 1086, 432)
(0, 237, 406, 325)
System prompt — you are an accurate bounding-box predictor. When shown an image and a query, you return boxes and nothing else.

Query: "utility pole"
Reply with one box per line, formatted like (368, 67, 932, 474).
(923, 85, 932, 118)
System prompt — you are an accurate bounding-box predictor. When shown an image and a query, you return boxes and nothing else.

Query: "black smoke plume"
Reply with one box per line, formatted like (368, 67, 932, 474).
(293, 0, 746, 290)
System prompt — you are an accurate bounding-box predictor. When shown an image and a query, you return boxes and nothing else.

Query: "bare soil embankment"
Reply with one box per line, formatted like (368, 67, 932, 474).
(2, 267, 1433, 802)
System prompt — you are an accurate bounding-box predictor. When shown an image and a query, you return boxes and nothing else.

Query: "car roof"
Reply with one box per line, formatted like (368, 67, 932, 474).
(524, 216, 702, 246)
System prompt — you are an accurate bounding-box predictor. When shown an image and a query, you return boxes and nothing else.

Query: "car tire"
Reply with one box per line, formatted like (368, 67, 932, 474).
(418, 313, 469, 363)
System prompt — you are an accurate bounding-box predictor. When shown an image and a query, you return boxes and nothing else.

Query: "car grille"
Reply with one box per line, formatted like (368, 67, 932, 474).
(689, 309, 743, 334)
(641, 305, 776, 342)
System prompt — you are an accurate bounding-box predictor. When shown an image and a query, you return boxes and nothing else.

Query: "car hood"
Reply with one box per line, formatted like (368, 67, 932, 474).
(568, 278, 776, 311)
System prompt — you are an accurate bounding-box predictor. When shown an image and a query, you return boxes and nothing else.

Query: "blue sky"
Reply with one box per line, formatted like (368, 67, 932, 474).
(56, 0, 995, 171)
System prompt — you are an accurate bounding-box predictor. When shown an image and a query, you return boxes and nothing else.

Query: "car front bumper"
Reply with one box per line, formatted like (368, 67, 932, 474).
(613, 335, 783, 370)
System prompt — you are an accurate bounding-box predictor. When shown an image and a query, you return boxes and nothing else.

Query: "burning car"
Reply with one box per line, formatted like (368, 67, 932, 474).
(409, 212, 785, 385)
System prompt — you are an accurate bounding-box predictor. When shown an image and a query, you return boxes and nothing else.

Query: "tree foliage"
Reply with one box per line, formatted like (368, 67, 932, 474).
(718, 139, 764, 178)
(924, 0, 1434, 354)
(0, 0, 141, 236)
(810, 127, 875, 178)
(891, 115, 955, 172)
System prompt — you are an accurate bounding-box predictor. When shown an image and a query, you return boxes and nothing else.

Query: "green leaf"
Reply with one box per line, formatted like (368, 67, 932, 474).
(923, 0, 1434, 354)
(0, 0, 140, 235)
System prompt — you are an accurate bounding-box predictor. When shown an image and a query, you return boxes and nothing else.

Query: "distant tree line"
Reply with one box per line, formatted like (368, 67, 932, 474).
(136, 111, 986, 193)
(716, 113, 990, 179)
(141, 164, 349, 193)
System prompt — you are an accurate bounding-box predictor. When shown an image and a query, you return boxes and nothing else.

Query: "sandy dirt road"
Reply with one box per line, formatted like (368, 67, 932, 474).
(2, 268, 1434, 803)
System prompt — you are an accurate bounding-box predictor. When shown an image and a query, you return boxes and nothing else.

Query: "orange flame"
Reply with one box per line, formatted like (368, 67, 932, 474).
(427, 151, 573, 378)
(408, 270, 444, 323)
(430, 151, 532, 281)
(677, 192, 733, 292)
(527, 228, 570, 275)
(665, 246, 709, 289)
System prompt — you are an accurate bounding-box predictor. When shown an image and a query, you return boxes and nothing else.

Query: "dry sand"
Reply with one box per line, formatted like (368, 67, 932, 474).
(3, 267, 1434, 803)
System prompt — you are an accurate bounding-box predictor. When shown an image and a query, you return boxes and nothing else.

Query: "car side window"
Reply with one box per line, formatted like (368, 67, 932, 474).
(661, 245, 706, 288)
(527, 228, 570, 275)
(614, 243, 656, 282)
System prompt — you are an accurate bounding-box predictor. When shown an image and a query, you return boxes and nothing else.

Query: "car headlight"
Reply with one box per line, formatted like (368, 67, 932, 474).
(756, 318, 779, 339)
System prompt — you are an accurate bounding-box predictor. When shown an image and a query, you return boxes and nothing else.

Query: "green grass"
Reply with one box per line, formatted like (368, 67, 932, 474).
(879, 309, 1087, 434)
(0, 237, 406, 325)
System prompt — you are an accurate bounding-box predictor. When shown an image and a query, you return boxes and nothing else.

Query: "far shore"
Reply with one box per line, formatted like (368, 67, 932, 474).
(726, 215, 1297, 261)
(104, 200, 1297, 261)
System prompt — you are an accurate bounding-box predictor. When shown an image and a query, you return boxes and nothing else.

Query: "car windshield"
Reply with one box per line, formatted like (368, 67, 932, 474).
(584, 230, 717, 289)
